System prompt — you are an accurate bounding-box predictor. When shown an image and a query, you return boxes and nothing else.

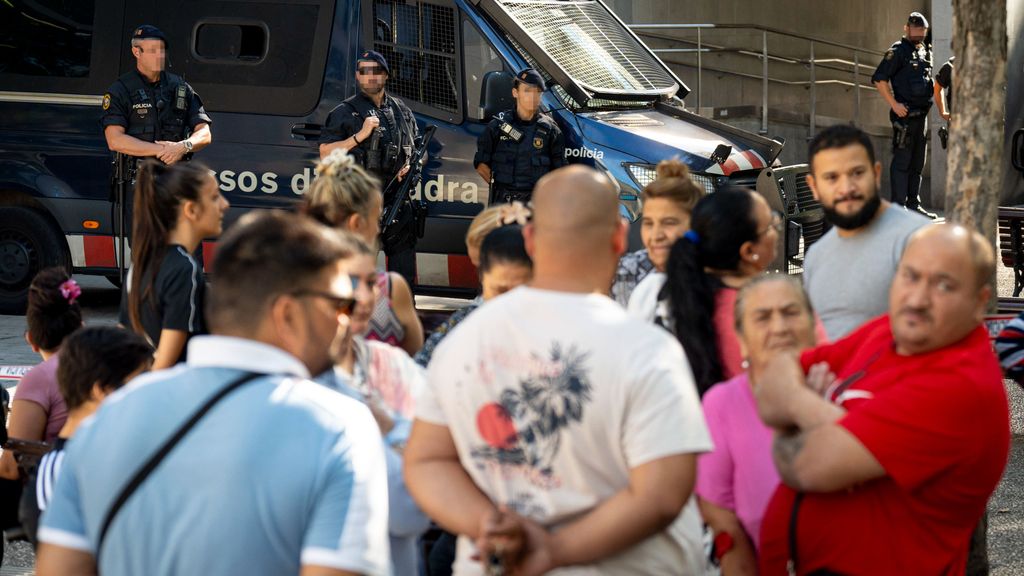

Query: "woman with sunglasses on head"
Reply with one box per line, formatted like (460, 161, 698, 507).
(629, 187, 781, 396)
(121, 160, 229, 370)
(303, 148, 425, 356)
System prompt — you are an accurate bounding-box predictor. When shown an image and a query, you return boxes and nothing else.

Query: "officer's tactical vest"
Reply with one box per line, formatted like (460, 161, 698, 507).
(117, 72, 190, 143)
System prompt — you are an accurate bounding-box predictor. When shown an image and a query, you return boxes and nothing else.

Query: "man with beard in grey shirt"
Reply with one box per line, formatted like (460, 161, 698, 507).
(803, 125, 929, 340)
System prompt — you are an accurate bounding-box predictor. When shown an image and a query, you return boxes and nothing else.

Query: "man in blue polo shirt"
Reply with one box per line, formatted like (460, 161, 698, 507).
(37, 212, 390, 576)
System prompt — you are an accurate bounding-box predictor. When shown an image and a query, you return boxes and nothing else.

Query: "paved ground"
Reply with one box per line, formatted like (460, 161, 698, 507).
(0, 256, 1022, 572)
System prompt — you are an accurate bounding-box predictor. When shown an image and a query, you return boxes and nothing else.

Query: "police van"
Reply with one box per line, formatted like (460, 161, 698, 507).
(0, 0, 820, 313)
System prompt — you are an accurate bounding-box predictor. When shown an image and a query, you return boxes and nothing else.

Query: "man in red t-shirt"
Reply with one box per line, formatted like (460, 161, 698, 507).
(754, 223, 1009, 575)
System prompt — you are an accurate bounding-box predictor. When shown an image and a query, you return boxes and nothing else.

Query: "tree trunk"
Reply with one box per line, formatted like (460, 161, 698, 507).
(945, 0, 1006, 243)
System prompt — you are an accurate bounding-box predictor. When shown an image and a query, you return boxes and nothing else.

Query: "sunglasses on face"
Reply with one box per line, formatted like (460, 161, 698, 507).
(290, 290, 356, 316)
(357, 66, 385, 76)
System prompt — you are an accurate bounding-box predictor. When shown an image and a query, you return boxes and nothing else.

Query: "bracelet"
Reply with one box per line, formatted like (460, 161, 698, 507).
(353, 134, 362, 145)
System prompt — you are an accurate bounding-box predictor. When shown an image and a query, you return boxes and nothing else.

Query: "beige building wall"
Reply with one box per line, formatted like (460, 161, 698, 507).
(605, 0, 942, 206)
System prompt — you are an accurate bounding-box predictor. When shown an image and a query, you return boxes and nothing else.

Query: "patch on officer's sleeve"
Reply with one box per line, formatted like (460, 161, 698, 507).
(102, 93, 111, 110)
(884, 50, 894, 61)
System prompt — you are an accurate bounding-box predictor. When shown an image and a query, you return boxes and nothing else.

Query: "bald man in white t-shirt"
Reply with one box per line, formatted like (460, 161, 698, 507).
(405, 165, 712, 575)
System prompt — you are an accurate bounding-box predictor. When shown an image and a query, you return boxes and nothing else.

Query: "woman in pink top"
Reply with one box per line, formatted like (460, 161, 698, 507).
(0, 268, 80, 479)
(662, 186, 779, 395)
(697, 275, 819, 573)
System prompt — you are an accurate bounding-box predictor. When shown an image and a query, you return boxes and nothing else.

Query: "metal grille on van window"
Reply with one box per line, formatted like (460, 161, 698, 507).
(498, 0, 677, 95)
(373, 0, 459, 113)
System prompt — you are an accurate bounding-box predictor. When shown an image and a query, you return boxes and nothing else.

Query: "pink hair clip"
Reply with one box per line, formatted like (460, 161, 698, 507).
(59, 279, 82, 305)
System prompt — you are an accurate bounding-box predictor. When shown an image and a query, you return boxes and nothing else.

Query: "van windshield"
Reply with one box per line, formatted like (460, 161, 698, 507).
(495, 0, 681, 102)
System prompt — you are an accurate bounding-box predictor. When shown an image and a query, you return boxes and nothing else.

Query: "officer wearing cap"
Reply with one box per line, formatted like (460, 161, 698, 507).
(872, 12, 937, 219)
(102, 25, 211, 165)
(474, 68, 566, 204)
(320, 50, 421, 287)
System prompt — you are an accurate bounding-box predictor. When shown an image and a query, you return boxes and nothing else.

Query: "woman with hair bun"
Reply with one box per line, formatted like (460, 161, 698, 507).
(0, 267, 81, 478)
(121, 159, 229, 369)
(611, 158, 705, 306)
(303, 148, 424, 355)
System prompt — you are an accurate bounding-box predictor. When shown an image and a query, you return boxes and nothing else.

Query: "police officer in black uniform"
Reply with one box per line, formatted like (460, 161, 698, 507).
(474, 68, 566, 204)
(934, 54, 955, 150)
(872, 12, 937, 219)
(102, 25, 212, 165)
(320, 50, 421, 289)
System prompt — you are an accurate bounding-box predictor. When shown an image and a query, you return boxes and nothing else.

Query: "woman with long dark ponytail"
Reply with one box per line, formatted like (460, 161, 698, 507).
(121, 160, 228, 369)
(633, 187, 780, 395)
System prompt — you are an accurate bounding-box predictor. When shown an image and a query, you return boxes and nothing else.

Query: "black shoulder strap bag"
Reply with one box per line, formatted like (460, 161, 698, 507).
(95, 371, 264, 563)
(788, 492, 848, 576)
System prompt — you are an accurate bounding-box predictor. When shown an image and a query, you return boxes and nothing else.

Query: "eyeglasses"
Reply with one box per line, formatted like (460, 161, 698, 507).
(290, 290, 356, 316)
(357, 66, 385, 76)
(758, 211, 784, 237)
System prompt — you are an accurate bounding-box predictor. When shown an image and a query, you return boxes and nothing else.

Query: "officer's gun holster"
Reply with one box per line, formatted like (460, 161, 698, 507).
(893, 120, 909, 150)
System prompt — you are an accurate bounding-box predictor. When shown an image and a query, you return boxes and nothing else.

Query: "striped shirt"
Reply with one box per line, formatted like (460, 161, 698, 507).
(36, 438, 66, 512)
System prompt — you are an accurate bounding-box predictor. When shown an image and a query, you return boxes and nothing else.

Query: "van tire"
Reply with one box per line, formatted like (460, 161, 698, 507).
(0, 207, 71, 314)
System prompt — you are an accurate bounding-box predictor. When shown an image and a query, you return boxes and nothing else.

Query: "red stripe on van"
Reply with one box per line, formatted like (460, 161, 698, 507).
(448, 255, 479, 289)
(720, 158, 741, 175)
(742, 150, 766, 169)
(83, 236, 116, 268)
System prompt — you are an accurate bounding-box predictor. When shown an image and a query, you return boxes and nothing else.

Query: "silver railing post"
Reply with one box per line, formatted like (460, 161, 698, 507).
(809, 41, 816, 138)
(697, 27, 703, 111)
(761, 30, 768, 134)
(853, 51, 861, 126)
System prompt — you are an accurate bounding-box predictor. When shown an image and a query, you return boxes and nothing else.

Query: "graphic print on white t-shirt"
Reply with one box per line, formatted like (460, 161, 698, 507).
(471, 342, 592, 489)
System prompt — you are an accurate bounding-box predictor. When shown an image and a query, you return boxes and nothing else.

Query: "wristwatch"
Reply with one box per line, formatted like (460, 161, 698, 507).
(713, 531, 734, 561)
(183, 140, 193, 153)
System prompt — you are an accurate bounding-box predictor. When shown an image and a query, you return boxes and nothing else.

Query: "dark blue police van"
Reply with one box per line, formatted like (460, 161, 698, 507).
(0, 0, 821, 313)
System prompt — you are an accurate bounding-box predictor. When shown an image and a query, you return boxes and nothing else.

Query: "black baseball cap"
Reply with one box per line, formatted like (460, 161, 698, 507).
(515, 68, 545, 88)
(907, 12, 929, 28)
(132, 25, 167, 45)
(357, 50, 390, 75)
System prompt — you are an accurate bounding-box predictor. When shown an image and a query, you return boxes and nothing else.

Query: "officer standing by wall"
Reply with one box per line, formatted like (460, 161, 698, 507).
(872, 12, 938, 219)
(474, 68, 566, 204)
(934, 55, 955, 150)
(102, 25, 212, 164)
(320, 50, 421, 289)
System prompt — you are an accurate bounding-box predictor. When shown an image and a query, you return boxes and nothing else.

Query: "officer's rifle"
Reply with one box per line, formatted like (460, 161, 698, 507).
(110, 153, 137, 285)
(380, 125, 436, 237)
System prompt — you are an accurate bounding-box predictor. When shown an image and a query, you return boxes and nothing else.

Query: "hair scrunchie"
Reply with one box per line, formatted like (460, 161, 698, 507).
(59, 279, 82, 305)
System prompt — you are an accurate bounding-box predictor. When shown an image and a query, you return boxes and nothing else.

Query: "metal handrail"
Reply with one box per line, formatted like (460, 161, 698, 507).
(629, 22, 885, 135)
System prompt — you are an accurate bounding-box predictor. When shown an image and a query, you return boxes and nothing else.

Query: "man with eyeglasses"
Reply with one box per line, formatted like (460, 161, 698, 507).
(320, 50, 422, 289)
(37, 211, 390, 576)
(802, 125, 928, 340)
(102, 25, 211, 166)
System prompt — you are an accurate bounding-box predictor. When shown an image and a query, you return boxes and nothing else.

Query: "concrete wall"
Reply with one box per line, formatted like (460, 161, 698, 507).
(604, 0, 953, 208)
